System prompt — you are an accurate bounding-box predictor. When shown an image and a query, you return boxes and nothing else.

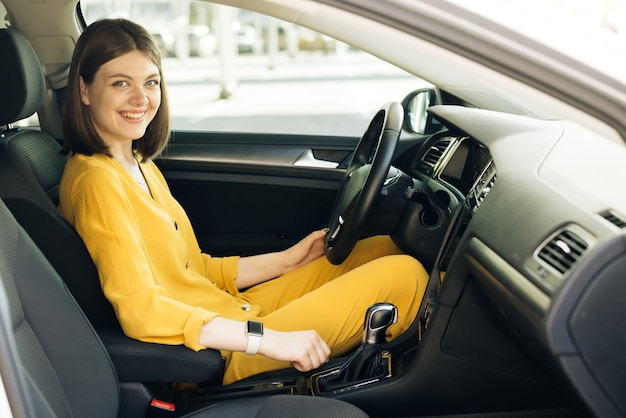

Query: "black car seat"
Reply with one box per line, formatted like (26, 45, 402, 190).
(0, 27, 225, 384)
(0, 196, 369, 418)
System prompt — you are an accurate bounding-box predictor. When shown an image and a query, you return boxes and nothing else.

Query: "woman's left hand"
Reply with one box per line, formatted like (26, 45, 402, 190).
(236, 229, 328, 289)
(282, 229, 328, 273)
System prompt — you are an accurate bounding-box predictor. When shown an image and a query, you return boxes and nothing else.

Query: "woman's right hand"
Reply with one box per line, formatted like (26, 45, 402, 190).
(258, 328, 330, 372)
(199, 317, 330, 371)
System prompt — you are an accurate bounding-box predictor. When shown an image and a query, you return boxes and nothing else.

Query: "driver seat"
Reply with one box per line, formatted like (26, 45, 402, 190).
(0, 27, 224, 384)
(0, 195, 369, 417)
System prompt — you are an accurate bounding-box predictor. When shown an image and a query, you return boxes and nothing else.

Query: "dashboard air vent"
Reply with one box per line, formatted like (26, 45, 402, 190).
(422, 138, 451, 166)
(537, 229, 589, 276)
(600, 210, 626, 229)
(468, 160, 496, 213)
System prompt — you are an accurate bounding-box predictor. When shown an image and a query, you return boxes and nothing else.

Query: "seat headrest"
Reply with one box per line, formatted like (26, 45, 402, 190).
(0, 28, 45, 126)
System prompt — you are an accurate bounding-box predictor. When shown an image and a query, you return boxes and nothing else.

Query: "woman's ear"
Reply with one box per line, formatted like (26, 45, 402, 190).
(79, 76, 90, 106)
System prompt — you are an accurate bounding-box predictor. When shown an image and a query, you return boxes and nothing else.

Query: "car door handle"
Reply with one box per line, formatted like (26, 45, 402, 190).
(293, 149, 339, 168)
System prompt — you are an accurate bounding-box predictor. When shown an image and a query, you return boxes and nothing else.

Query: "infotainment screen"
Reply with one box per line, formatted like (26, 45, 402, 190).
(440, 139, 492, 196)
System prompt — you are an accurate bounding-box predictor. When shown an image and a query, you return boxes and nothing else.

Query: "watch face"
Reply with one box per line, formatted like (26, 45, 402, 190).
(247, 320, 263, 335)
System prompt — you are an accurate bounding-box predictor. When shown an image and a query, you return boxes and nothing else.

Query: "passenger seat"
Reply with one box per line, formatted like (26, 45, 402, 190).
(0, 27, 224, 385)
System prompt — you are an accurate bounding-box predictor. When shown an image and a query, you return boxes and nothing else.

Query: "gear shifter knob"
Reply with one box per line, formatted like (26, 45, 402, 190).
(363, 303, 398, 345)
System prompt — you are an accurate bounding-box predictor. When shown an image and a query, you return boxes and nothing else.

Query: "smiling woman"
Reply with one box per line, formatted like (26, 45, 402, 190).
(57, 17, 429, 386)
(2, 0, 626, 416)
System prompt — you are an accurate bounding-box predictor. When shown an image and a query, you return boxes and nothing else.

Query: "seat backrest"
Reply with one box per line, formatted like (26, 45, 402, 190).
(0, 27, 120, 330)
(0, 197, 120, 417)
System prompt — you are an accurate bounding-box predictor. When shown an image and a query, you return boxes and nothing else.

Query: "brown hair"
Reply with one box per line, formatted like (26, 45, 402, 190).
(61, 18, 170, 161)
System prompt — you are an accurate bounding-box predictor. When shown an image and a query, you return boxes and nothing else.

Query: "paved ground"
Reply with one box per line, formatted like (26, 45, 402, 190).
(162, 51, 425, 136)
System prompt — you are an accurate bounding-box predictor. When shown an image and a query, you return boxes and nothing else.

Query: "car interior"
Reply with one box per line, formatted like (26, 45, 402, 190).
(1, 0, 625, 418)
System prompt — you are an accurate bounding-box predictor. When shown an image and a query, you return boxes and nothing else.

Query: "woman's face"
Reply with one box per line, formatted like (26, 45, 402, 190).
(79, 49, 161, 147)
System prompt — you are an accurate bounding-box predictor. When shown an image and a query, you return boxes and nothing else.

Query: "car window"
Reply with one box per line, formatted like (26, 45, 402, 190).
(79, 1, 426, 136)
(0, 1, 6, 28)
(445, 0, 626, 84)
(0, 0, 41, 128)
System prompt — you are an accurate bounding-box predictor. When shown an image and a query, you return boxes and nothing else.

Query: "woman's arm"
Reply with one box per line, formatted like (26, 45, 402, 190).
(64, 164, 221, 350)
(235, 229, 327, 289)
(199, 317, 330, 372)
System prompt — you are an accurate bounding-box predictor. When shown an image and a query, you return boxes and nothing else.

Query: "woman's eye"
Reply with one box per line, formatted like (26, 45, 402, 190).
(112, 80, 128, 87)
(146, 79, 160, 87)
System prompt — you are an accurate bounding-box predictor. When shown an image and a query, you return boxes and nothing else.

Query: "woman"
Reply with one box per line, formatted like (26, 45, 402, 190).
(58, 18, 428, 385)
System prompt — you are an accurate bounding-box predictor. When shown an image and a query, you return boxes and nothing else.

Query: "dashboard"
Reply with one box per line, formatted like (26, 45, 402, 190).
(397, 105, 626, 418)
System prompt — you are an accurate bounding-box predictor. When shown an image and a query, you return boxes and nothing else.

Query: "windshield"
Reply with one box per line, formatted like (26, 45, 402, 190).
(446, 0, 626, 84)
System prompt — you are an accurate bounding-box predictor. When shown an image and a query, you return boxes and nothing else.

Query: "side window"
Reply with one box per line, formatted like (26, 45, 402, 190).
(0, 1, 8, 29)
(80, 1, 425, 136)
(0, 1, 40, 128)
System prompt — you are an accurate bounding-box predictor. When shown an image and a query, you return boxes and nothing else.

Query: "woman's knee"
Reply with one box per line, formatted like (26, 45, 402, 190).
(380, 254, 428, 286)
(384, 256, 428, 309)
(356, 254, 428, 309)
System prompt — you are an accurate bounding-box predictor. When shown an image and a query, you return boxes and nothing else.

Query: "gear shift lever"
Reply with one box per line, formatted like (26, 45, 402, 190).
(317, 303, 397, 393)
(363, 303, 398, 345)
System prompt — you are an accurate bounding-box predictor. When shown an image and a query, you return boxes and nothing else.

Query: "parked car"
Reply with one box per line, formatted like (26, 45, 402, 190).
(1, 0, 625, 417)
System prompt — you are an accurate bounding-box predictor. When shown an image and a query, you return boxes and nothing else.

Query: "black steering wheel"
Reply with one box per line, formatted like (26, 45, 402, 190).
(325, 102, 403, 265)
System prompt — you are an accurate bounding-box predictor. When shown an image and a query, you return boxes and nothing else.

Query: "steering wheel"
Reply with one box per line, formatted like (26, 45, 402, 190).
(325, 102, 403, 265)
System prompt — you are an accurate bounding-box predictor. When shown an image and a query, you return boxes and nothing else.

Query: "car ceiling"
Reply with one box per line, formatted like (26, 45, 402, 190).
(2, 0, 625, 144)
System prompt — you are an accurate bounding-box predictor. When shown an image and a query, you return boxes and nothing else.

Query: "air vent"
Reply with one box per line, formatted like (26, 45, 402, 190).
(600, 210, 626, 229)
(422, 138, 451, 166)
(536, 229, 589, 276)
(468, 160, 496, 212)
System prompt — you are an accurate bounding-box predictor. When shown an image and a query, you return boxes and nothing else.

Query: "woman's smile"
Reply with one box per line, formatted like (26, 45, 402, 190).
(120, 111, 147, 120)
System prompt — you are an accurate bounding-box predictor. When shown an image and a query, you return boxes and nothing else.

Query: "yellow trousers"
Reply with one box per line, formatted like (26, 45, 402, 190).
(222, 235, 429, 384)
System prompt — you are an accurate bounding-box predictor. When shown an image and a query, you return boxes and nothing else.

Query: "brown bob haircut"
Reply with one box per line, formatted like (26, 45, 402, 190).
(61, 18, 170, 162)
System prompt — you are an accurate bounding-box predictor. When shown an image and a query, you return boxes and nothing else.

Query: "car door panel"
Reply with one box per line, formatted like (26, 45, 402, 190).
(157, 131, 356, 256)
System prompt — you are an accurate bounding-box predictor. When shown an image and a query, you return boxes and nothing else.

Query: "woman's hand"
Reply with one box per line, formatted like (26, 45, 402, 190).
(199, 317, 330, 371)
(281, 228, 327, 273)
(259, 328, 331, 372)
(236, 229, 328, 289)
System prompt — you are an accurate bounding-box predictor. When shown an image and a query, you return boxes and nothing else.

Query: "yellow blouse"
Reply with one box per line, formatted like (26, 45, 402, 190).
(58, 153, 260, 350)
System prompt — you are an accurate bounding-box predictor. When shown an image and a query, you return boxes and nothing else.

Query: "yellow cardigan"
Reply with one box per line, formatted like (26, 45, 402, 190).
(58, 153, 260, 351)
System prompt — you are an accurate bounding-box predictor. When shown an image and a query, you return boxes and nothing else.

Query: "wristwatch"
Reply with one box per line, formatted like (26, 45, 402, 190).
(245, 320, 264, 355)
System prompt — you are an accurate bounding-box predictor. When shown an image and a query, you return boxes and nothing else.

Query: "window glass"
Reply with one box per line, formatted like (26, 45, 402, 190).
(445, 0, 626, 84)
(80, 1, 425, 136)
(0, 1, 7, 29)
(0, 0, 40, 128)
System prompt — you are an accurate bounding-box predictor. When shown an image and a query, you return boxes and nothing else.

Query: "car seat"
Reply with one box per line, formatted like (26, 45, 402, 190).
(0, 27, 225, 385)
(0, 196, 369, 417)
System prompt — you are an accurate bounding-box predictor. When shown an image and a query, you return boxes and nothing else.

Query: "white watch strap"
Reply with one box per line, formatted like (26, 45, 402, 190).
(245, 334, 262, 355)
